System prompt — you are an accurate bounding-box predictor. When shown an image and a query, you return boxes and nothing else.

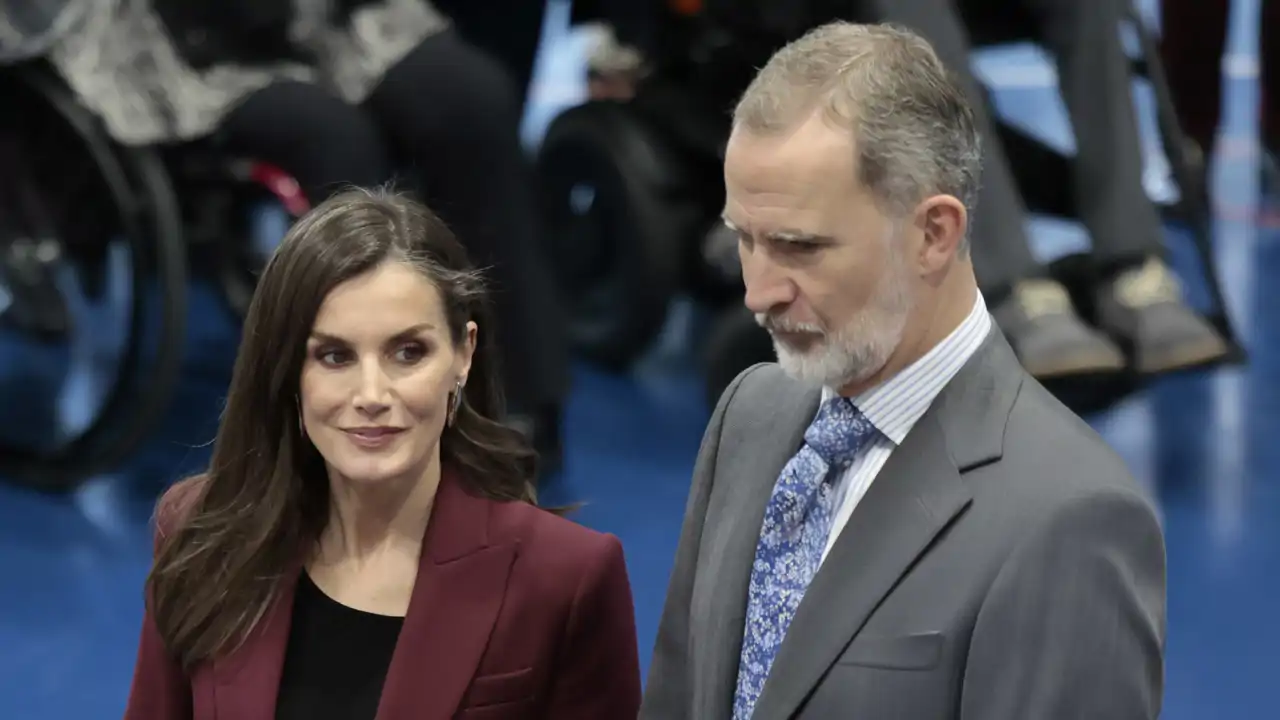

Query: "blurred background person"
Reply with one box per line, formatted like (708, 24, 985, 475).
(575, 0, 1229, 381)
(43, 0, 569, 474)
(861, 0, 1229, 379)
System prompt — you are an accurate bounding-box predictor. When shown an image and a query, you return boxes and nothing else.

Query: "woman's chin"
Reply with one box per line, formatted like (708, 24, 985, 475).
(327, 454, 419, 486)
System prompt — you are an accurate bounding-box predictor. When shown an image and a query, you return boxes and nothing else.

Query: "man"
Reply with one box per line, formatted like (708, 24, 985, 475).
(640, 22, 1166, 720)
(860, 0, 1228, 378)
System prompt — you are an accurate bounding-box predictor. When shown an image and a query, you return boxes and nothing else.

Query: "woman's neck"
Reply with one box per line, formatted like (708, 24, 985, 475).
(320, 453, 442, 563)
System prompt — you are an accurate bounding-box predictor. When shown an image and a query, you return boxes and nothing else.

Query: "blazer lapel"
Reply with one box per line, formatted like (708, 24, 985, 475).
(696, 383, 822, 720)
(751, 329, 1021, 720)
(210, 563, 301, 720)
(377, 467, 519, 720)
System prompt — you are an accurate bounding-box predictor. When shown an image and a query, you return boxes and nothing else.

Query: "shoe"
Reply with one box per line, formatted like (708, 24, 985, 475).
(992, 278, 1126, 379)
(1093, 256, 1229, 375)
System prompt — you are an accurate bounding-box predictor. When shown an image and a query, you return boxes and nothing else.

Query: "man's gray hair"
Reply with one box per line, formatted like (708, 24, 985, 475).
(733, 22, 983, 251)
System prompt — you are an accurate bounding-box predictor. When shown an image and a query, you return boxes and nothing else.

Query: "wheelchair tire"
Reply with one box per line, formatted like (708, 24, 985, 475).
(703, 303, 774, 411)
(0, 65, 188, 493)
(536, 101, 700, 370)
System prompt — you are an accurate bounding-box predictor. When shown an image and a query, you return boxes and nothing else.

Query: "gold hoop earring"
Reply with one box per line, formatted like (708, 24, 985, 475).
(447, 378, 465, 427)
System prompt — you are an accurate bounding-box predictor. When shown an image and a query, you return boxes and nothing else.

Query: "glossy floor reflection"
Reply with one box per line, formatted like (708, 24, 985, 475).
(2, 2, 1278, 717)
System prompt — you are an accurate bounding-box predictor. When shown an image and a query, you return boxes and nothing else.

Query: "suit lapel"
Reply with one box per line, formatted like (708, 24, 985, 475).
(751, 412, 972, 719)
(377, 467, 518, 720)
(750, 329, 1023, 720)
(210, 563, 301, 720)
(697, 382, 821, 720)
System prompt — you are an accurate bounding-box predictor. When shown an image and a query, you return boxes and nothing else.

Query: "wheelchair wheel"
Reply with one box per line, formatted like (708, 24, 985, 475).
(536, 101, 700, 370)
(0, 65, 188, 493)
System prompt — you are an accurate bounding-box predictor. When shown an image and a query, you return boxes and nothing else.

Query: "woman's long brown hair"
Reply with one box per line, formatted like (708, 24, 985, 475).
(146, 187, 538, 670)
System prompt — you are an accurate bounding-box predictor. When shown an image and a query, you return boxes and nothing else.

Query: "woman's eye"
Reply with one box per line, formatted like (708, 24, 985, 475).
(394, 343, 427, 363)
(317, 348, 352, 366)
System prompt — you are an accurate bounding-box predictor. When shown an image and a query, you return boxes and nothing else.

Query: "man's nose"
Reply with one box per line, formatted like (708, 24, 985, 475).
(741, 250, 796, 315)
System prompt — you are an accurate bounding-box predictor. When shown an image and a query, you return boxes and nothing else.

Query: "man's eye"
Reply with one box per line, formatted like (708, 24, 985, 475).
(784, 239, 820, 251)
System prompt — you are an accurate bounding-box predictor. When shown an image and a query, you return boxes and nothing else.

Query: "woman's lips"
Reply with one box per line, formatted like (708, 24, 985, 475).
(343, 427, 406, 449)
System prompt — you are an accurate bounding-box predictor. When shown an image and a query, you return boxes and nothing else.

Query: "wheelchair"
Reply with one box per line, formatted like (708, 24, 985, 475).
(0, 60, 304, 493)
(535, 1, 1245, 414)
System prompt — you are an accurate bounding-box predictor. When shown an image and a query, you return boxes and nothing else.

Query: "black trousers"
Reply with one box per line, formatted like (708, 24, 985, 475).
(218, 30, 568, 414)
(861, 0, 1165, 294)
(1160, 0, 1279, 149)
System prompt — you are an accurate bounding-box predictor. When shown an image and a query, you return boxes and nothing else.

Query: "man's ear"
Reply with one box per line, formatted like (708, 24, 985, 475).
(914, 194, 967, 273)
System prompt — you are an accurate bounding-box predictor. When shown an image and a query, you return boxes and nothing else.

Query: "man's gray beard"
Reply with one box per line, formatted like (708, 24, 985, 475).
(759, 254, 913, 389)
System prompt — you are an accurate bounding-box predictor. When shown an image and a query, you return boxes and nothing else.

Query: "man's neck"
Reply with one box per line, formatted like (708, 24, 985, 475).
(837, 281, 978, 397)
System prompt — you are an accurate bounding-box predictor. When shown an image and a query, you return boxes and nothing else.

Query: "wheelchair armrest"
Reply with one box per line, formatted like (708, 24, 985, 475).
(234, 160, 310, 217)
(171, 146, 310, 219)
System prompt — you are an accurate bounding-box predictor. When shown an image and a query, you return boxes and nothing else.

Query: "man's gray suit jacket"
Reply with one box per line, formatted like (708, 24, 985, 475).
(640, 329, 1166, 719)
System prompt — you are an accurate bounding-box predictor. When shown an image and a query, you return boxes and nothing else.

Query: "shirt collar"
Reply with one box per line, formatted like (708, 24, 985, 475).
(822, 291, 992, 444)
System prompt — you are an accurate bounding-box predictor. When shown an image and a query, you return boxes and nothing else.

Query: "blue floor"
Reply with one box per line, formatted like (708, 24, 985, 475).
(2, 2, 1279, 717)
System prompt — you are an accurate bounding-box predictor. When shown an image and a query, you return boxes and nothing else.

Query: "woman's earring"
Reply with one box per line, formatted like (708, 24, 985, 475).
(446, 378, 465, 427)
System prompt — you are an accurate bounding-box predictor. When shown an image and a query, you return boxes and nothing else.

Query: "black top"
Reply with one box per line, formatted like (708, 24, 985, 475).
(275, 572, 404, 720)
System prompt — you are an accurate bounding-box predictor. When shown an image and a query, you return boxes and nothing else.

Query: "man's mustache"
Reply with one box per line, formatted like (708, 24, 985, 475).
(756, 313, 824, 335)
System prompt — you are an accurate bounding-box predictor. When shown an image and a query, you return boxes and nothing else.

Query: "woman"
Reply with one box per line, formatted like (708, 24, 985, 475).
(123, 189, 641, 719)
(43, 0, 568, 468)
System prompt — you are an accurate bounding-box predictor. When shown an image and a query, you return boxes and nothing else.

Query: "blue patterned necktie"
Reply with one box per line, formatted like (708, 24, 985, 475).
(732, 397, 879, 720)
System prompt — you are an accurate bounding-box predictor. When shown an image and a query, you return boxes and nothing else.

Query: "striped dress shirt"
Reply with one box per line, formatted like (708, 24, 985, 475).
(819, 292, 993, 563)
